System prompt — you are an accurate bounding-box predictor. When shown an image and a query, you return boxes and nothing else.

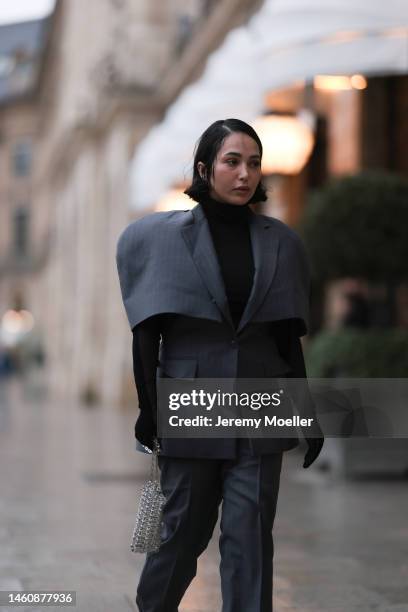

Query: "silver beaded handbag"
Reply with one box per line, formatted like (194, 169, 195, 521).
(130, 440, 166, 554)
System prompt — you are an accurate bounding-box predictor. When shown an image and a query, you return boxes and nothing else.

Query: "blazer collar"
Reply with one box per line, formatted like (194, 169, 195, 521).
(180, 202, 280, 334)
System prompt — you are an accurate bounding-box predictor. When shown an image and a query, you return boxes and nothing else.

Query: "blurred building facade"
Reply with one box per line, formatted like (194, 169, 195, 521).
(126, 0, 408, 339)
(0, 18, 49, 368)
(1, 0, 407, 408)
(0, 0, 263, 405)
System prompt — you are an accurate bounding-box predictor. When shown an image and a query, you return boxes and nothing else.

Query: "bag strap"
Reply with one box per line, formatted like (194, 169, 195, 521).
(149, 438, 161, 482)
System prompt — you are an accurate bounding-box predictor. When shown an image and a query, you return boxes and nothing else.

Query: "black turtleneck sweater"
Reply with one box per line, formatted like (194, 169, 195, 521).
(131, 198, 309, 450)
(200, 195, 254, 328)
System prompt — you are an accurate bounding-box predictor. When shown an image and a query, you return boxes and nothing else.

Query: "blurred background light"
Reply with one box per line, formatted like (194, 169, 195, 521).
(252, 112, 315, 175)
(155, 188, 192, 212)
(314, 74, 368, 91)
(0, 309, 35, 347)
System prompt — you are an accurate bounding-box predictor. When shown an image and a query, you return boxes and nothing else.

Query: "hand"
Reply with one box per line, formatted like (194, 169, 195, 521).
(135, 409, 157, 452)
(299, 410, 324, 469)
(303, 436, 324, 469)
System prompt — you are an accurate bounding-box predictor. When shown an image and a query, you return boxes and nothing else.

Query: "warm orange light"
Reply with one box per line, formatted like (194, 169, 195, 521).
(155, 188, 192, 212)
(350, 74, 367, 89)
(252, 113, 315, 175)
(314, 74, 367, 91)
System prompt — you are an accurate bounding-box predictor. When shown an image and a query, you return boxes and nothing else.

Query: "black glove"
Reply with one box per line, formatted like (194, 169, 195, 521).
(303, 436, 324, 469)
(270, 320, 325, 470)
(135, 409, 157, 452)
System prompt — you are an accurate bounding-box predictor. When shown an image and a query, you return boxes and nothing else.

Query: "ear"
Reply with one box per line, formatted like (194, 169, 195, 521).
(197, 162, 207, 180)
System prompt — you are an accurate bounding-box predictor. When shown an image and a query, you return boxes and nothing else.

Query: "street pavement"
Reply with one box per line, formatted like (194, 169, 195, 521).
(0, 378, 407, 612)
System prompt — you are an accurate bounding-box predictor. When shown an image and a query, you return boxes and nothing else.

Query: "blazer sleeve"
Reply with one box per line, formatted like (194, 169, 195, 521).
(270, 319, 308, 378)
(271, 319, 320, 435)
(132, 315, 162, 422)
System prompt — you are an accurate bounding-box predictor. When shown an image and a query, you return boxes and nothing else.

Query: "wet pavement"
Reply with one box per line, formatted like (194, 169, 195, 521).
(0, 378, 407, 612)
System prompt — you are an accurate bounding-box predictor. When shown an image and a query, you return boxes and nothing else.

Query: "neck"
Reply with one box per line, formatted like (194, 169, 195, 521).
(200, 194, 251, 224)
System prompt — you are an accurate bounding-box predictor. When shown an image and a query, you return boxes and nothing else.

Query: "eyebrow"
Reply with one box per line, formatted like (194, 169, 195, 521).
(222, 151, 260, 159)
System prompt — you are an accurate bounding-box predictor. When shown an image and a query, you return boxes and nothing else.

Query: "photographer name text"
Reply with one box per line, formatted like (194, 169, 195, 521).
(168, 415, 314, 428)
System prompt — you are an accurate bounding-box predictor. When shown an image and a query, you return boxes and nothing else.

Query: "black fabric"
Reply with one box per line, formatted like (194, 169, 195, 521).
(130, 205, 322, 457)
(269, 318, 308, 378)
(271, 318, 324, 463)
(132, 315, 162, 448)
(200, 195, 254, 329)
(116, 203, 310, 333)
(132, 318, 310, 448)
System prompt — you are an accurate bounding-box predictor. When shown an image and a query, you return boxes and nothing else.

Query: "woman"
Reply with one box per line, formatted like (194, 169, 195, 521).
(116, 118, 324, 612)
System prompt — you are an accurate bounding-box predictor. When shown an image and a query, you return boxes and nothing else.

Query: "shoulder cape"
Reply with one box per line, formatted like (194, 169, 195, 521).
(116, 207, 311, 336)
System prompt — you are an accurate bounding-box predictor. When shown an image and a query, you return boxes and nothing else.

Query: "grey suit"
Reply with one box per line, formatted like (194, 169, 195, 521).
(116, 203, 313, 611)
(116, 203, 310, 335)
(116, 203, 312, 458)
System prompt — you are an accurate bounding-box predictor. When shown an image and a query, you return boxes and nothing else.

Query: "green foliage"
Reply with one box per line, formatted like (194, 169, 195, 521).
(300, 172, 408, 283)
(305, 329, 408, 377)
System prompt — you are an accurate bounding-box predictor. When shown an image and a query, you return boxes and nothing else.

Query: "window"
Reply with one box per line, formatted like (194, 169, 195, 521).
(12, 140, 32, 177)
(13, 207, 29, 257)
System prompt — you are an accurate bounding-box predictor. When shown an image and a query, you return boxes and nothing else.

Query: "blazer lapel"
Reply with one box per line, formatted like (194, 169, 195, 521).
(181, 203, 280, 334)
(236, 212, 280, 334)
(181, 204, 234, 329)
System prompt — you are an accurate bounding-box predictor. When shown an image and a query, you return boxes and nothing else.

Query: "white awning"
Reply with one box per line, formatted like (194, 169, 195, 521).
(130, 0, 408, 210)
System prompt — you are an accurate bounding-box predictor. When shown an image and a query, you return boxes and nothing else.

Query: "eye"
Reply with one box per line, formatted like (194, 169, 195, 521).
(226, 159, 238, 166)
(250, 160, 261, 168)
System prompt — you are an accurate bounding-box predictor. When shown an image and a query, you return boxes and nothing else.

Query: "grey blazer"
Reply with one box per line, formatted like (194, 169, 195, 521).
(116, 203, 312, 458)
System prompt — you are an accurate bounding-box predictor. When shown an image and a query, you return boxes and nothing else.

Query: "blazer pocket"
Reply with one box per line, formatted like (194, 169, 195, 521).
(158, 358, 197, 380)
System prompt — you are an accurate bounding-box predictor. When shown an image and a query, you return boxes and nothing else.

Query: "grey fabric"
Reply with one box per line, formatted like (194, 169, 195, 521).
(116, 202, 314, 458)
(136, 441, 283, 612)
(155, 314, 299, 457)
(118, 205, 311, 608)
(116, 203, 310, 336)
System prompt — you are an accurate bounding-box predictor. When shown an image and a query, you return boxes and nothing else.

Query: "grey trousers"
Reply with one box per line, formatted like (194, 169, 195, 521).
(136, 440, 283, 612)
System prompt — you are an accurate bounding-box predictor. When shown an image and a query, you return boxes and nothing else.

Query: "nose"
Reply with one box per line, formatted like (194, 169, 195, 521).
(238, 163, 249, 180)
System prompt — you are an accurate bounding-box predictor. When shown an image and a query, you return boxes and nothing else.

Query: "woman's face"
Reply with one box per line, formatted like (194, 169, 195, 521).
(198, 132, 262, 205)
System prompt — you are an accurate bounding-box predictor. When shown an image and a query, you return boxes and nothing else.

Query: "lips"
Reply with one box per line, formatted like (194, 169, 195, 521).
(234, 187, 250, 192)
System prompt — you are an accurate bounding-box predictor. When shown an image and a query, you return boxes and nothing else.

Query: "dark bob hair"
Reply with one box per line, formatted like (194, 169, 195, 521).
(184, 118, 268, 204)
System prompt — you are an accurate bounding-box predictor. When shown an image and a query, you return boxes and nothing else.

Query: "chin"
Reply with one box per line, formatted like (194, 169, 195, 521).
(212, 191, 253, 205)
(230, 194, 252, 205)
